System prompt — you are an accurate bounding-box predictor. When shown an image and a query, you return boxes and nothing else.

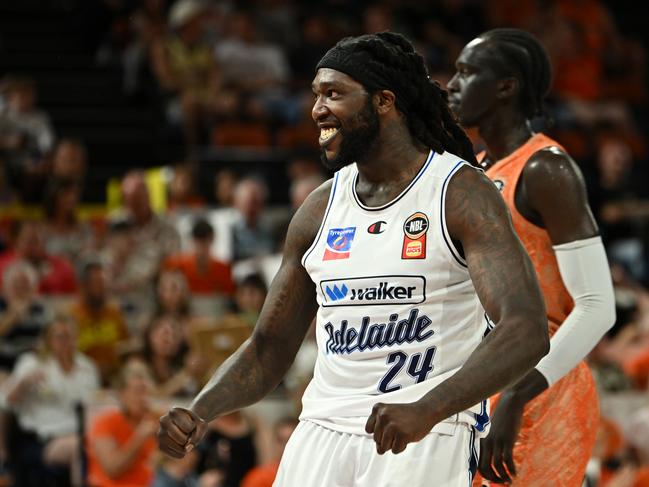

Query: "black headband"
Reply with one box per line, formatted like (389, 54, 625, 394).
(316, 44, 414, 112)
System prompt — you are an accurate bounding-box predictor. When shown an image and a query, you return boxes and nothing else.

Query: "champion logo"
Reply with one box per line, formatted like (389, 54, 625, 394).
(367, 221, 386, 234)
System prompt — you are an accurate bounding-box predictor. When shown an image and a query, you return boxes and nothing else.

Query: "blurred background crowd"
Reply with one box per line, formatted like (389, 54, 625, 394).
(0, 0, 647, 486)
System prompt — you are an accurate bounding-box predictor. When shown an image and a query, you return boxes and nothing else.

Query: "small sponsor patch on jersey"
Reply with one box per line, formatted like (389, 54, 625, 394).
(367, 221, 386, 234)
(320, 275, 426, 307)
(323, 227, 356, 261)
(493, 179, 505, 192)
(402, 212, 428, 259)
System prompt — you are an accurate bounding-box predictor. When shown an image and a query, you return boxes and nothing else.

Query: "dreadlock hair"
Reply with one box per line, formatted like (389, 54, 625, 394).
(479, 28, 552, 121)
(324, 32, 477, 165)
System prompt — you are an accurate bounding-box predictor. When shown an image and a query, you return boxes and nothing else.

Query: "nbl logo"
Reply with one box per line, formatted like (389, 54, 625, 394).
(402, 212, 429, 259)
(403, 213, 428, 238)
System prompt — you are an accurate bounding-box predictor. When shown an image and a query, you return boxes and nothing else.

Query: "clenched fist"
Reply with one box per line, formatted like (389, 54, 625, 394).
(158, 407, 208, 458)
(365, 401, 436, 455)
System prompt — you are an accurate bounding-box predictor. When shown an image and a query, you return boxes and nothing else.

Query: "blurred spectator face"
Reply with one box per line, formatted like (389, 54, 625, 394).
(235, 278, 266, 314)
(233, 179, 267, 225)
(597, 138, 633, 186)
(121, 172, 152, 218)
(193, 235, 213, 259)
(290, 175, 325, 210)
(53, 139, 87, 180)
(3, 262, 38, 301)
(15, 222, 47, 261)
(157, 270, 189, 313)
(47, 318, 78, 362)
(6, 82, 35, 114)
(229, 11, 256, 43)
(169, 165, 194, 203)
(214, 169, 237, 207)
(148, 316, 183, 359)
(84, 265, 107, 305)
(119, 359, 154, 416)
(53, 183, 81, 219)
(363, 5, 392, 34)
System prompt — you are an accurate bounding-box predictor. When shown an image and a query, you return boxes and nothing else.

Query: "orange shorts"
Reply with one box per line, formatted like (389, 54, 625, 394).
(473, 361, 599, 487)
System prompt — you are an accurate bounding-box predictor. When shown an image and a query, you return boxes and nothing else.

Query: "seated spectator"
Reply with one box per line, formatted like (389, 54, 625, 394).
(118, 170, 181, 288)
(0, 76, 55, 201)
(42, 178, 95, 263)
(141, 314, 201, 398)
(0, 220, 77, 294)
(68, 260, 129, 385)
(0, 260, 51, 371)
(196, 411, 257, 487)
(214, 9, 295, 122)
(150, 0, 236, 147)
(87, 358, 158, 487)
(241, 417, 298, 487)
(102, 218, 148, 321)
(164, 218, 235, 296)
(1, 314, 100, 487)
(231, 178, 275, 262)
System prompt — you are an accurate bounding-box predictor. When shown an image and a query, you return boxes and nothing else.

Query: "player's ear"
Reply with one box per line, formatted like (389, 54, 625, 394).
(375, 89, 396, 114)
(497, 77, 519, 100)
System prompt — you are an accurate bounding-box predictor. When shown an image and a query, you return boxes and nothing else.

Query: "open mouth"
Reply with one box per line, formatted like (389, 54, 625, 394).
(319, 127, 339, 147)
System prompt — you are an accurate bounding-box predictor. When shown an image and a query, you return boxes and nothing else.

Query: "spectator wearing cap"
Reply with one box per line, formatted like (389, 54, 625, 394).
(150, 0, 235, 147)
(163, 217, 235, 296)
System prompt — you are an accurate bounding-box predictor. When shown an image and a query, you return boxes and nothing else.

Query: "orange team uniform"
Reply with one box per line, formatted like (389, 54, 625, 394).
(473, 133, 599, 487)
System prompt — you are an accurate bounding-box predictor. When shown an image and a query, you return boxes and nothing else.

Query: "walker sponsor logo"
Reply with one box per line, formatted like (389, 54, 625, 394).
(320, 275, 426, 307)
(323, 227, 357, 261)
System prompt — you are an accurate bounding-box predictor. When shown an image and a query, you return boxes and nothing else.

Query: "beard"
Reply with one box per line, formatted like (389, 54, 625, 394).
(320, 98, 380, 171)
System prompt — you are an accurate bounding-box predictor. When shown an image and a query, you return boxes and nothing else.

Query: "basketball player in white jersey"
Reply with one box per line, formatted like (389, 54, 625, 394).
(158, 32, 549, 487)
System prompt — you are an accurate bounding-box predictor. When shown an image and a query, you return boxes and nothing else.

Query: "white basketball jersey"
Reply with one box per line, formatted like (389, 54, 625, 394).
(300, 150, 491, 437)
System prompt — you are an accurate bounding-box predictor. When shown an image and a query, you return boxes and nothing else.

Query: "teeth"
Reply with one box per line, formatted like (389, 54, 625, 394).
(319, 127, 338, 141)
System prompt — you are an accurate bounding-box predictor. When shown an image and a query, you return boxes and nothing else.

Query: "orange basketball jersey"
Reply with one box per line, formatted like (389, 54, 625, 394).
(473, 133, 599, 487)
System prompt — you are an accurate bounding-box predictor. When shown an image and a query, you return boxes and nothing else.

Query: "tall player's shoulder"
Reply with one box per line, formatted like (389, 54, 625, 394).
(523, 146, 588, 199)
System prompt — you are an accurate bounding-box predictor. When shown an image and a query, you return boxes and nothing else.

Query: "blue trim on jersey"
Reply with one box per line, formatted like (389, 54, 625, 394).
(440, 160, 468, 268)
(468, 426, 478, 486)
(302, 172, 339, 267)
(473, 399, 490, 433)
(351, 150, 436, 211)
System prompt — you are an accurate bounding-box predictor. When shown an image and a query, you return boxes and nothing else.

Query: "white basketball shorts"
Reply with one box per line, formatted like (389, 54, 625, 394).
(273, 420, 479, 487)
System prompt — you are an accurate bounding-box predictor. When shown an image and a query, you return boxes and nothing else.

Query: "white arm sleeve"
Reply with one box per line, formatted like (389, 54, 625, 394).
(535, 236, 616, 386)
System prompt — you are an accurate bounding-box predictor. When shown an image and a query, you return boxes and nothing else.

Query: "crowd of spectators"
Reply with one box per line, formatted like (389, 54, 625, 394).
(0, 0, 648, 486)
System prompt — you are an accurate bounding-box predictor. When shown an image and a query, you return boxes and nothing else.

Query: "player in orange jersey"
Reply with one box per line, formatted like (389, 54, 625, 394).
(448, 28, 616, 487)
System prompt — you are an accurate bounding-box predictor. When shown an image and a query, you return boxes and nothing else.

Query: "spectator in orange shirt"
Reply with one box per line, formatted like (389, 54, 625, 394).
(87, 359, 158, 487)
(0, 220, 77, 294)
(68, 260, 129, 385)
(164, 218, 235, 296)
(241, 417, 298, 487)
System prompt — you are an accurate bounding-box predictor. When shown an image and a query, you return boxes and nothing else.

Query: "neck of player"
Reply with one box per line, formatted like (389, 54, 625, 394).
(478, 110, 533, 164)
(355, 121, 429, 206)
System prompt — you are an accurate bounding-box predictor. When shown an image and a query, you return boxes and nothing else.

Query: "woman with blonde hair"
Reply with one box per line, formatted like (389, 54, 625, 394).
(1, 313, 100, 486)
